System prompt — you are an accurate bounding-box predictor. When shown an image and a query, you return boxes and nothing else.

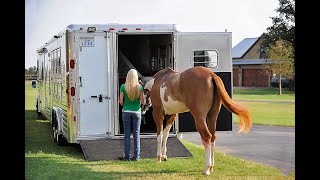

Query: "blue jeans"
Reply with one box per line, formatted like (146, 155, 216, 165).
(122, 111, 141, 160)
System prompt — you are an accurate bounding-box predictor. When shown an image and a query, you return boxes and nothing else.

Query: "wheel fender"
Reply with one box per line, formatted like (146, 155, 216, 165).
(52, 107, 63, 134)
(36, 94, 41, 113)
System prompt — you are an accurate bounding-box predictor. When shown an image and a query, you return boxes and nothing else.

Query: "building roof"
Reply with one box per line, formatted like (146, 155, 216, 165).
(232, 59, 273, 65)
(232, 37, 259, 58)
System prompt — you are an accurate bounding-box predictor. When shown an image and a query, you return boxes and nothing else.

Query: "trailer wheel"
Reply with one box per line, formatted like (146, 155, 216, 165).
(57, 134, 67, 146)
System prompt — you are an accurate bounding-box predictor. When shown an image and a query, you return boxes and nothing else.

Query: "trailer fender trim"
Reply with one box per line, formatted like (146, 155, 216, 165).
(52, 107, 63, 133)
(36, 94, 41, 113)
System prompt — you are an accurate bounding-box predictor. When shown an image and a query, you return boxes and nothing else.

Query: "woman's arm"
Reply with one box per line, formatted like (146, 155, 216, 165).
(119, 92, 124, 106)
(139, 91, 144, 104)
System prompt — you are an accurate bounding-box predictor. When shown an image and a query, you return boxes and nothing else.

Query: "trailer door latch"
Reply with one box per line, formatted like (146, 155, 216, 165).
(91, 95, 111, 102)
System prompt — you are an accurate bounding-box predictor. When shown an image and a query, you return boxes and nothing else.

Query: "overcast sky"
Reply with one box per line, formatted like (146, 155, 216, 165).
(25, 0, 279, 68)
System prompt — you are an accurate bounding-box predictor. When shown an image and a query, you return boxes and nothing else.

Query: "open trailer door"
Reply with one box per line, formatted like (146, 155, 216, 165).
(174, 32, 233, 132)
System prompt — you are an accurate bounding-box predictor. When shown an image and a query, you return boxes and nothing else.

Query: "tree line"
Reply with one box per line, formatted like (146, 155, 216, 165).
(262, 0, 295, 94)
(25, 66, 37, 75)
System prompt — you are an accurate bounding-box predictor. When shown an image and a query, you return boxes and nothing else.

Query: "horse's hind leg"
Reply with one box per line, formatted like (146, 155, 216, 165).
(207, 93, 222, 169)
(191, 113, 212, 175)
(161, 114, 176, 161)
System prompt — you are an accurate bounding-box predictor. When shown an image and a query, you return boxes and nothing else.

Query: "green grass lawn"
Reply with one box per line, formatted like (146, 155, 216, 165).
(233, 87, 295, 127)
(233, 87, 295, 102)
(25, 81, 294, 179)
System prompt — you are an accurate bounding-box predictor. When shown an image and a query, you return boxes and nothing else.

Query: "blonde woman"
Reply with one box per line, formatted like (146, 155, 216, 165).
(119, 69, 144, 161)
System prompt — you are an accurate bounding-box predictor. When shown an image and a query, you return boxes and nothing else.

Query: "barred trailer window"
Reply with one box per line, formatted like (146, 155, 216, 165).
(192, 50, 218, 68)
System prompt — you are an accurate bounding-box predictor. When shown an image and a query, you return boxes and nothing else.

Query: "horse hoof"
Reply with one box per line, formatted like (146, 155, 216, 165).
(202, 170, 210, 175)
(202, 166, 212, 175)
(161, 155, 167, 161)
(157, 156, 162, 162)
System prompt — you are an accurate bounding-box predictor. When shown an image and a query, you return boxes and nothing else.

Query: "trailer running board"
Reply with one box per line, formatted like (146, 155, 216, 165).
(79, 137, 192, 161)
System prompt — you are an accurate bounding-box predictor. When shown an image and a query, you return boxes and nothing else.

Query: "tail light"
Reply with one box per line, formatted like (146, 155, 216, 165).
(71, 87, 75, 96)
(70, 59, 75, 69)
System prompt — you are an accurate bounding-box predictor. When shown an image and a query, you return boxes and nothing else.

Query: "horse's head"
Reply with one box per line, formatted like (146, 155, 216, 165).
(141, 78, 154, 115)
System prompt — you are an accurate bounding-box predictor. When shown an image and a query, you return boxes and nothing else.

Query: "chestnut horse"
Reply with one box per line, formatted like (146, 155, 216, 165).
(141, 66, 252, 175)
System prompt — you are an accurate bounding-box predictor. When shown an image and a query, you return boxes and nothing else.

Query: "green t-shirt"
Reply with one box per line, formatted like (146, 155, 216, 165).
(120, 84, 144, 112)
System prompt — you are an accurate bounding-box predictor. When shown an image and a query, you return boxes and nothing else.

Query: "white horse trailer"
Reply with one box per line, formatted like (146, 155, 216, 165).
(35, 24, 232, 160)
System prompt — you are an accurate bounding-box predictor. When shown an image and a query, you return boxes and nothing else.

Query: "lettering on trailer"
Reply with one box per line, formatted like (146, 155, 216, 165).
(80, 37, 95, 47)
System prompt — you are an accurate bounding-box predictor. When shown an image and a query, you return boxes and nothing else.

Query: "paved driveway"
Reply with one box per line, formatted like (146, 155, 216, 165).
(179, 123, 295, 176)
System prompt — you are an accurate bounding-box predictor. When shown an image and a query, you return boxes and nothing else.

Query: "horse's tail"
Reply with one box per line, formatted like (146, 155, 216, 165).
(211, 73, 252, 134)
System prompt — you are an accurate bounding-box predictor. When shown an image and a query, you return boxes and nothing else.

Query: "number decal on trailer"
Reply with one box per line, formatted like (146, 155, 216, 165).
(80, 37, 95, 47)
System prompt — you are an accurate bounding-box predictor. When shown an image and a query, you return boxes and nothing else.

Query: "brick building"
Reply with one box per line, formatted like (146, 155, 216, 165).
(232, 37, 272, 87)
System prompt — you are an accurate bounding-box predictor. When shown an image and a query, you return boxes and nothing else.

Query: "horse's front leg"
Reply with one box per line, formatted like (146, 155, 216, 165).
(153, 110, 164, 162)
(161, 114, 176, 161)
(157, 130, 163, 162)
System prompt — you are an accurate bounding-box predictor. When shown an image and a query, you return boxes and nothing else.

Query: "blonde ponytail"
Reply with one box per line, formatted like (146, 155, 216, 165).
(125, 69, 140, 101)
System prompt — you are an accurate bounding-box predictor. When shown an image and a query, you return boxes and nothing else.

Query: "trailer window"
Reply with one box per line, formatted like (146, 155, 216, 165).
(57, 48, 61, 74)
(192, 50, 218, 68)
(41, 62, 44, 80)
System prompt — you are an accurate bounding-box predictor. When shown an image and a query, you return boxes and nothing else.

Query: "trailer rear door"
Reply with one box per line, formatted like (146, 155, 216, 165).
(78, 33, 112, 137)
(174, 32, 233, 132)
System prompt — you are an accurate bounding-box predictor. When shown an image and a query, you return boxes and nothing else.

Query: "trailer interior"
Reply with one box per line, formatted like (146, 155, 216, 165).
(117, 34, 174, 135)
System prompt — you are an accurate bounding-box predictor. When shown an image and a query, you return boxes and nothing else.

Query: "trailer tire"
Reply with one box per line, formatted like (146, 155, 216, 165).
(57, 134, 67, 146)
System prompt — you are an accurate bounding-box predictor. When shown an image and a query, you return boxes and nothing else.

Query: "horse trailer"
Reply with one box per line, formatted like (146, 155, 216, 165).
(35, 24, 233, 160)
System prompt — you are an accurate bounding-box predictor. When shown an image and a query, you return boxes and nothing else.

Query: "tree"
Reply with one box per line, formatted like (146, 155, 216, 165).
(261, 0, 295, 50)
(25, 66, 37, 75)
(265, 39, 294, 95)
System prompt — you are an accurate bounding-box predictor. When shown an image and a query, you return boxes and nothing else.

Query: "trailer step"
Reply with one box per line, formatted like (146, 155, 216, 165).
(79, 137, 192, 161)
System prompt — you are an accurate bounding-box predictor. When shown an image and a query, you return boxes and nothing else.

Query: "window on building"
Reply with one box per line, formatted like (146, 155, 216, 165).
(192, 50, 218, 68)
(260, 46, 268, 59)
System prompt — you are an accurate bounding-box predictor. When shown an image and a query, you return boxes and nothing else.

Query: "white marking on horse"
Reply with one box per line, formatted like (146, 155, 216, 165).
(144, 78, 154, 91)
(203, 144, 212, 175)
(157, 131, 163, 159)
(162, 124, 173, 159)
(211, 141, 215, 166)
(159, 86, 189, 114)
